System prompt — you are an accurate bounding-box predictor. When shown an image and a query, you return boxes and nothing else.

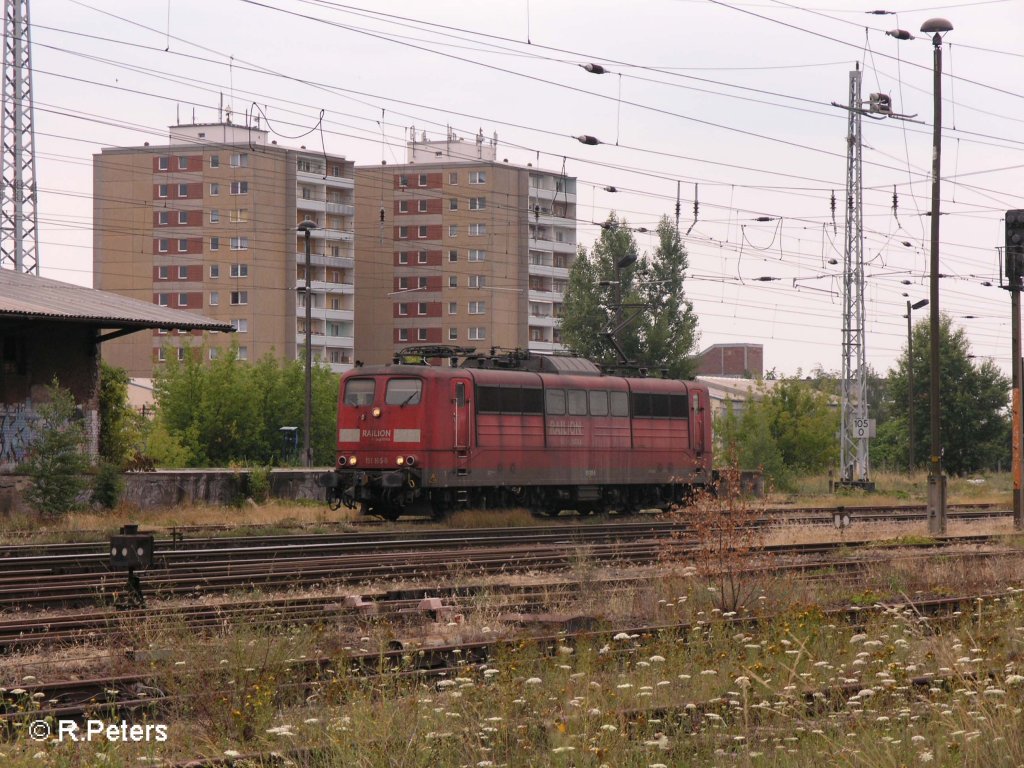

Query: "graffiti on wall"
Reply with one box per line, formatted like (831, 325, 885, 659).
(0, 402, 38, 470)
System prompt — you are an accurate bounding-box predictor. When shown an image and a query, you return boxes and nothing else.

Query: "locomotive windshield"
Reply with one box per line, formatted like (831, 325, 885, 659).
(343, 378, 375, 406)
(385, 378, 422, 406)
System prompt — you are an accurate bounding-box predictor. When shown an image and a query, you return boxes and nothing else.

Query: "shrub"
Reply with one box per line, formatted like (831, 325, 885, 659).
(19, 380, 90, 516)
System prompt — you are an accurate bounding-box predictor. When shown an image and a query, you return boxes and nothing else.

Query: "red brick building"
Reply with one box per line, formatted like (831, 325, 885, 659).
(696, 343, 763, 378)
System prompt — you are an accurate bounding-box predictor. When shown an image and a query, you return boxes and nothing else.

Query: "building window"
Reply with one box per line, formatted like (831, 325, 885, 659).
(229, 181, 249, 195)
(209, 348, 219, 360)
(449, 327, 458, 340)
(469, 223, 486, 236)
(398, 174, 409, 187)
(398, 328, 409, 342)
(157, 293, 169, 307)
(157, 156, 169, 171)
(418, 199, 428, 213)
(178, 293, 189, 307)
(448, 249, 458, 262)
(332, 164, 343, 177)
(157, 348, 166, 362)
(210, 264, 220, 279)
(210, 236, 220, 251)
(448, 224, 458, 237)
(398, 226, 408, 239)
(417, 302, 428, 316)
(469, 171, 486, 184)
(417, 328, 428, 341)
(158, 184, 168, 198)
(469, 249, 485, 262)
(398, 252, 409, 265)
(209, 182, 219, 196)
(417, 251, 428, 264)
(158, 238, 169, 253)
(208, 210, 219, 224)
(469, 275, 485, 288)
(469, 197, 486, 210)
(238, 346, 248, 361)
(418, 173, 428, 187)
(157, 266, 169, 280)
(177, 156, 189, 170)
(469, 327, 486, 340)
(230, 291, 248, 305)
(469, 301, 485, 315)
(417, 225, 428, 238)
(158, 211, 169, 225)
(178, 239, 188, 253)
(178, 265, 188, 280)
(230, 237, 249, 250)
(174, 211, 187, 225)
(449, 275, 457, 288)
(448, 171, 458, 185)
(230, 208, 248, 223)
(177, 347, 186, 362)
(449, 198, 458, 211)
(399, 200, 408, 213)
(230, 152, 249, 167)
(210, 154, 220, 168)
(448, 302, 457, 315)
(210, 291, 219, 306)
(230, 263, 249, 278)
(398, 276, 409, 290)
(418, 276, 428, 289)
(178, 183, 189, 198)
(232, 319, 248, 332)
(398, 303, 408, 316)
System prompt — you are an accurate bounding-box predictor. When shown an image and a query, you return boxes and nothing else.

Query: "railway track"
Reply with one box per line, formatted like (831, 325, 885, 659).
(0, 514, 1012, 610)
(2, 587, 1013, 732)
(0, 533, 1015, 651)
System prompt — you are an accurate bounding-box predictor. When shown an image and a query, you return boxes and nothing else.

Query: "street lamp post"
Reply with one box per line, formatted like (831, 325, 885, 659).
(922, 17, 952, 535)
(904, 299, 929, 471)
(297, 219, 317, 468)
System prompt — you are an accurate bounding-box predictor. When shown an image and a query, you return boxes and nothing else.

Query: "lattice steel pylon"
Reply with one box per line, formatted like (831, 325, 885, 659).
(840, 67, 869, 484)
(1, 0, 39, 274)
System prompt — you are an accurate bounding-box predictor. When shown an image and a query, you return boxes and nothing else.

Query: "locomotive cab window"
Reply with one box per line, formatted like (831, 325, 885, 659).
(589, 390, 609, 416)
(385, 378, 422, 406)
(477, 385, 544, 414)
(343, 378, 375, 406)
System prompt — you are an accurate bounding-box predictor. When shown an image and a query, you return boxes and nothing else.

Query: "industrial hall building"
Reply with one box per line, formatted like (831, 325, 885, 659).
(93, 122, 356, 378)
(93, 122, 577, 376)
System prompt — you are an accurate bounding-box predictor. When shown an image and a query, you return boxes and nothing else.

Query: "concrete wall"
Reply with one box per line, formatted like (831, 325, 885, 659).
(0, 469, 325, 516)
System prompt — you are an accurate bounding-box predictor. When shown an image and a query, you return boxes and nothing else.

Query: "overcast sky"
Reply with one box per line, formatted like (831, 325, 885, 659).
(24, 0, 1024, 378)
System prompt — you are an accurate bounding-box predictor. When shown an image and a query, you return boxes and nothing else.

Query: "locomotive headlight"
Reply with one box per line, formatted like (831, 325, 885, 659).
(372, 407, 382, 418)
(396, 456, 405, 466)
(348, 456, 358, 466)
(406, 455, 416, 467)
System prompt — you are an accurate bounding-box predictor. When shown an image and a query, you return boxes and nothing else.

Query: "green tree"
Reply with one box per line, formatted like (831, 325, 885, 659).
(149, 343, 339, 467)
(714, 378, 838, 489)
(560, 213, 699, 377)
(886, 314, 1009, 474)
(98, 360, 143, 466)
(20, 380, 91, 516)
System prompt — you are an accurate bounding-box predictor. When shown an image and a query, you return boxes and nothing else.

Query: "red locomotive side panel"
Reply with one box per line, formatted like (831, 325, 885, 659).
(324, 353, 715, 520)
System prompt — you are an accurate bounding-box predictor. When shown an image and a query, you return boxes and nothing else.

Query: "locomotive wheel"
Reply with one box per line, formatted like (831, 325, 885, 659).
(380, 508, 401, 522)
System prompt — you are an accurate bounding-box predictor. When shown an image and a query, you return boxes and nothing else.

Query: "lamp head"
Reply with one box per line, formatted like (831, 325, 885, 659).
(920, 17, 952, 34)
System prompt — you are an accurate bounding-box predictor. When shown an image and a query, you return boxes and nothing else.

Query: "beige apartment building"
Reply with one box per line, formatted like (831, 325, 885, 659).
(93, 123, 356, 377)
(353, 130, 577, 365)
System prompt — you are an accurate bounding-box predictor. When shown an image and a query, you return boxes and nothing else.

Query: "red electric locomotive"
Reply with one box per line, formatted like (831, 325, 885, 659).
(321, 347, 713, 519)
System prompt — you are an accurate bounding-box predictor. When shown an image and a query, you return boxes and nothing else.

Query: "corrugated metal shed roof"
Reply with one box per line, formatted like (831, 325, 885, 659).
(0, 269, 232, 332)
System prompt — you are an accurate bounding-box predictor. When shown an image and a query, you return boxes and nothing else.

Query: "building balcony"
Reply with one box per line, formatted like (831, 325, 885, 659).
(551, 239, 576, 254)
(528, 314, 556, 328)
(295, 251, 354, 270)
(528, 262, 569, 279)
(528, 339, 566, 353)
(325, 202, 354, 216)
(529, 185, 577, 204)
(296, 169, 354, 190)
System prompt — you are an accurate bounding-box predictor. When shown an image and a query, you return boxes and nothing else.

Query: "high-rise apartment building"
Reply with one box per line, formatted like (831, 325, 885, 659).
(93, 123, 356, 377)
(353, 130, 577, 365)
